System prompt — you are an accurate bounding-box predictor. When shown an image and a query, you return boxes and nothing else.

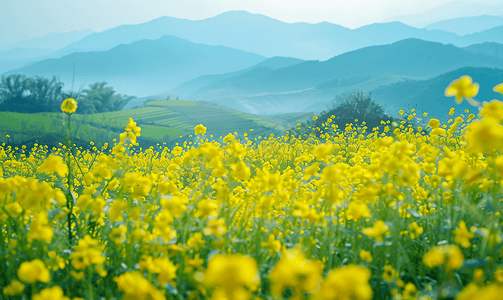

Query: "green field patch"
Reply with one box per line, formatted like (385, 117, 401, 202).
(145, 100, 197, 107)
(0, 112, 57, 133)
(0, 112, 120, 147)
(140, 124, 183, 140)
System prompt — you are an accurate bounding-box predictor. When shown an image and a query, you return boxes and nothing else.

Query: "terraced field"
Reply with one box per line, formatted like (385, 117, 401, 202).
(0, 99, 313, 148)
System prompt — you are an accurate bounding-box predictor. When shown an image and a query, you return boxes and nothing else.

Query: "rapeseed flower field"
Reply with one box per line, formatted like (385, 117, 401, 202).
(2, 76, 503, 299)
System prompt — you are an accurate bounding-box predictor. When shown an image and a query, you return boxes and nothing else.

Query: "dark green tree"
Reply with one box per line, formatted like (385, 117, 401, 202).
(0, 74, 32, 112)
(314, 91, 398, 135)
(77, 82, 135, 114)
(27, 76, 64, 112)
(0, 74, 65, 113)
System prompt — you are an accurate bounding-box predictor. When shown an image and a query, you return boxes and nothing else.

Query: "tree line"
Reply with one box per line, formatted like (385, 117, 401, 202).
(0, 74, 136, 114)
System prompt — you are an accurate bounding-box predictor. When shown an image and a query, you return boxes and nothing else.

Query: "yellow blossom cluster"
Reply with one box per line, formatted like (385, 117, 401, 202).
(1, 77, 503, 299)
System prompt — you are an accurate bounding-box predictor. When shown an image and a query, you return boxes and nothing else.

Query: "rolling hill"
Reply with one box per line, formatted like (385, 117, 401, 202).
(371, 67, 503, 120)
(463, 42, 503, 60)
(171, 56, 305, 97)
(424, 15, 503, 36)
(171, 39, 503, 115)
(0, 99, 314, 149)
(3, 35, 266, 97)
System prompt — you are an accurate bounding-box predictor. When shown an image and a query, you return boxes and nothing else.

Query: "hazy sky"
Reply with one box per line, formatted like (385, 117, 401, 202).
(0, 0, 501, 46)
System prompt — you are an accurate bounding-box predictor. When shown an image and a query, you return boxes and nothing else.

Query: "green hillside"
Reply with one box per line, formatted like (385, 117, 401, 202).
(139, 100, 311, 138)
(1, 99, 313, 149)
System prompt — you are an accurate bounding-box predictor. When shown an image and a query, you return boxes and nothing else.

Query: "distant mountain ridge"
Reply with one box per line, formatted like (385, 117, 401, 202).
(43, 10, 498, 62)
(170, 39, 503, 115)
(389, 1, 503, 28)
(3, 35, 266, 97)
(0, 29, 95, 74)
(425, 15, 503, 36)
(463, 42, 503, 60)
(4, 10, 503, 76)
(41, 10, 503, 63)
(1, 29, 94, 51)
(171, 56, 304, 97)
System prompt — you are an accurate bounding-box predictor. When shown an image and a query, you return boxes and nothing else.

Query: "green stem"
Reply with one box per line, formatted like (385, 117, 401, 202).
(66, 113, 74, 245)
(0, 225, 7, 287)
(87, 267, 94, 300)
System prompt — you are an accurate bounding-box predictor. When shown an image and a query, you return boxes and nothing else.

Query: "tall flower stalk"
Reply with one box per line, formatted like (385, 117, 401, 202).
(61, 97, 78, 244)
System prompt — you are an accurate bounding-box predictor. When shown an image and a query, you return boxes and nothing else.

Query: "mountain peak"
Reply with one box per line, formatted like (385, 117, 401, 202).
(209, 10, 274, 21)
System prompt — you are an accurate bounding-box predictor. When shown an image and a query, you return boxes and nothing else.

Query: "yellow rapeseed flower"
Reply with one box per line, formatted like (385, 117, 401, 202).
(230, 161, 251, 181)
(2, 279, 25, 296)
(359, 250, 373, 262)
(313, 142, 333, 161)
(445, 76, 479, 104)
(269, 248, 322, 298)
(37, 154, 68, 177)
(223, 133, 235, 143)
(261, 233, 281, 255)
(125, 118, 141, 134)
(430, 127, 446, 136)
(401, 283, 417, 300)
(32, 286, 70, 300)
(17, 259, 50, 284)
(362, 220, 388, 242)
(427, 118, 440, 129)
(114, 271, 166, 300)
(204, 254, 260, 300)
(194, 199, 219, 219)
(493, 82, 503, 94)
(61, 98, 78, 114)
(187, 232, 206, 251)
(457, 283, 503, 300)
(195, 124, 207, 135)
(382, 265, 395, 282)
(423, 245, 463, 271)
(479, 100, 503, 122)
(453, 220, 475, 248)
(313, 264, 372, 300)
(464, 117, 503, 154)
(203, 218, 227, 237)
(346, 201, 371, 221)
(408, 222, 424, 240)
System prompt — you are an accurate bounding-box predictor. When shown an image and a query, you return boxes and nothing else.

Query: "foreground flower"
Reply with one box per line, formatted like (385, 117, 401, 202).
(269, 248, 323, 299)
(493, 82, 503, 95)
(33, 286, 70, 300)
(37, 154, 68, 177)
(313, 142, 333, 161)
(453, 220, 475, 248)
(464, 117, 503, 154)
(261, 233, 281, 255)
(114, 271, 166, 300)
(423, 245, 463, 271)
(445, 76, 479, 105)
(203, 254, 260, 300)
(2, 279, 25, 296)
(457, 283, 503, 300)
(195, 124, 207, 135)
(479, 99, 503, 122)
(61, 98, 78, 114)
(311, 264, 372, 300)
(362, 220, 388, 242)
(17, 259, 50, 284)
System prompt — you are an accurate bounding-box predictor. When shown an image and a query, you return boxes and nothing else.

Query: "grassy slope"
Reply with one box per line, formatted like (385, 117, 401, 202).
(141, 100, 313, 138)
(1, 99, 313, 148)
